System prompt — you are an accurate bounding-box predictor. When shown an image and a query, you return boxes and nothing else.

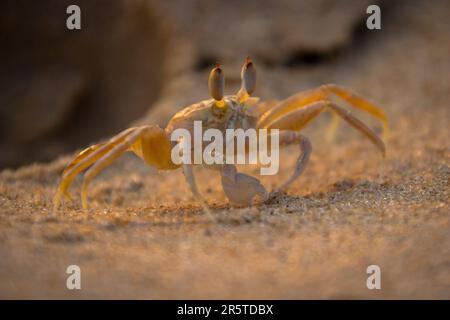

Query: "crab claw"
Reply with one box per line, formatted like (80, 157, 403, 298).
(221, 164, 268, 206)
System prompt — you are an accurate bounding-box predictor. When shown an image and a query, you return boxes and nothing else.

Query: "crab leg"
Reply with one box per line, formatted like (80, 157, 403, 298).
(54, 125, 176, 211)
(58, 143, 106, 201)
(53, 127, 137, 210)
(182, 164, 213, 217)
(80, 127, 151, 209)
(323, 84, 389, 141)
(323, 84, 388, 132)
(276, 131, 312, 191)
(267, 100, 386, 156)
(258, 84, 388, 140)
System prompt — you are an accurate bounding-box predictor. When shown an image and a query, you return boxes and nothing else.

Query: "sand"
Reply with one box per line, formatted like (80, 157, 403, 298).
(0, 0, 449, 299)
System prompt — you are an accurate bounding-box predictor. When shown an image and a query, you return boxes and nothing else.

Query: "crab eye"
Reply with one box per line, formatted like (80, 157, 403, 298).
(208, 63, 225, 101)
(241, 56, 256, 95)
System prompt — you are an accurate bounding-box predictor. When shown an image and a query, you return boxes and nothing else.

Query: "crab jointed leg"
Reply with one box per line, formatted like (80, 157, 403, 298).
(53, 127, 136, 210)
(261, 100, 386, 156)
(80, 127, 150, 209)
(254, 99, 386, 193)
(275, 131, 312, 191)
(183, 164, 213, 217)
(257, 84, 389, 141)
(53, 125, 176, 211)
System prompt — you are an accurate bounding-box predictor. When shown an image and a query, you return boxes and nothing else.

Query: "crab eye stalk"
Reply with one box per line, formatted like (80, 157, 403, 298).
(238, 56, 256, 102)
(208, 64, 225, 106)
(242, 56, 256, 94)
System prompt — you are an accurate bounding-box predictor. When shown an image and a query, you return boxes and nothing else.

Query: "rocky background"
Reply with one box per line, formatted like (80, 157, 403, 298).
(0, 0, 449, 299)
(0, 0, 167, 168)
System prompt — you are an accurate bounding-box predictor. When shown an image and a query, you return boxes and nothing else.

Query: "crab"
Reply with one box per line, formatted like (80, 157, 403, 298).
(53, 57, 388, 214)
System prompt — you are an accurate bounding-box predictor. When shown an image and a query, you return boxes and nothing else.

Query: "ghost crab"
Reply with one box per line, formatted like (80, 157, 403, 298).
(54, 57, 388, 214)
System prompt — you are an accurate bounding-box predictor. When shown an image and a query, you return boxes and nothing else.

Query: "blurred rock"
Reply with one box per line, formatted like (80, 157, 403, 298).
(159, 0, 375, 70)
(0, 71, 85, 143)
(0, 0, 168, 167)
